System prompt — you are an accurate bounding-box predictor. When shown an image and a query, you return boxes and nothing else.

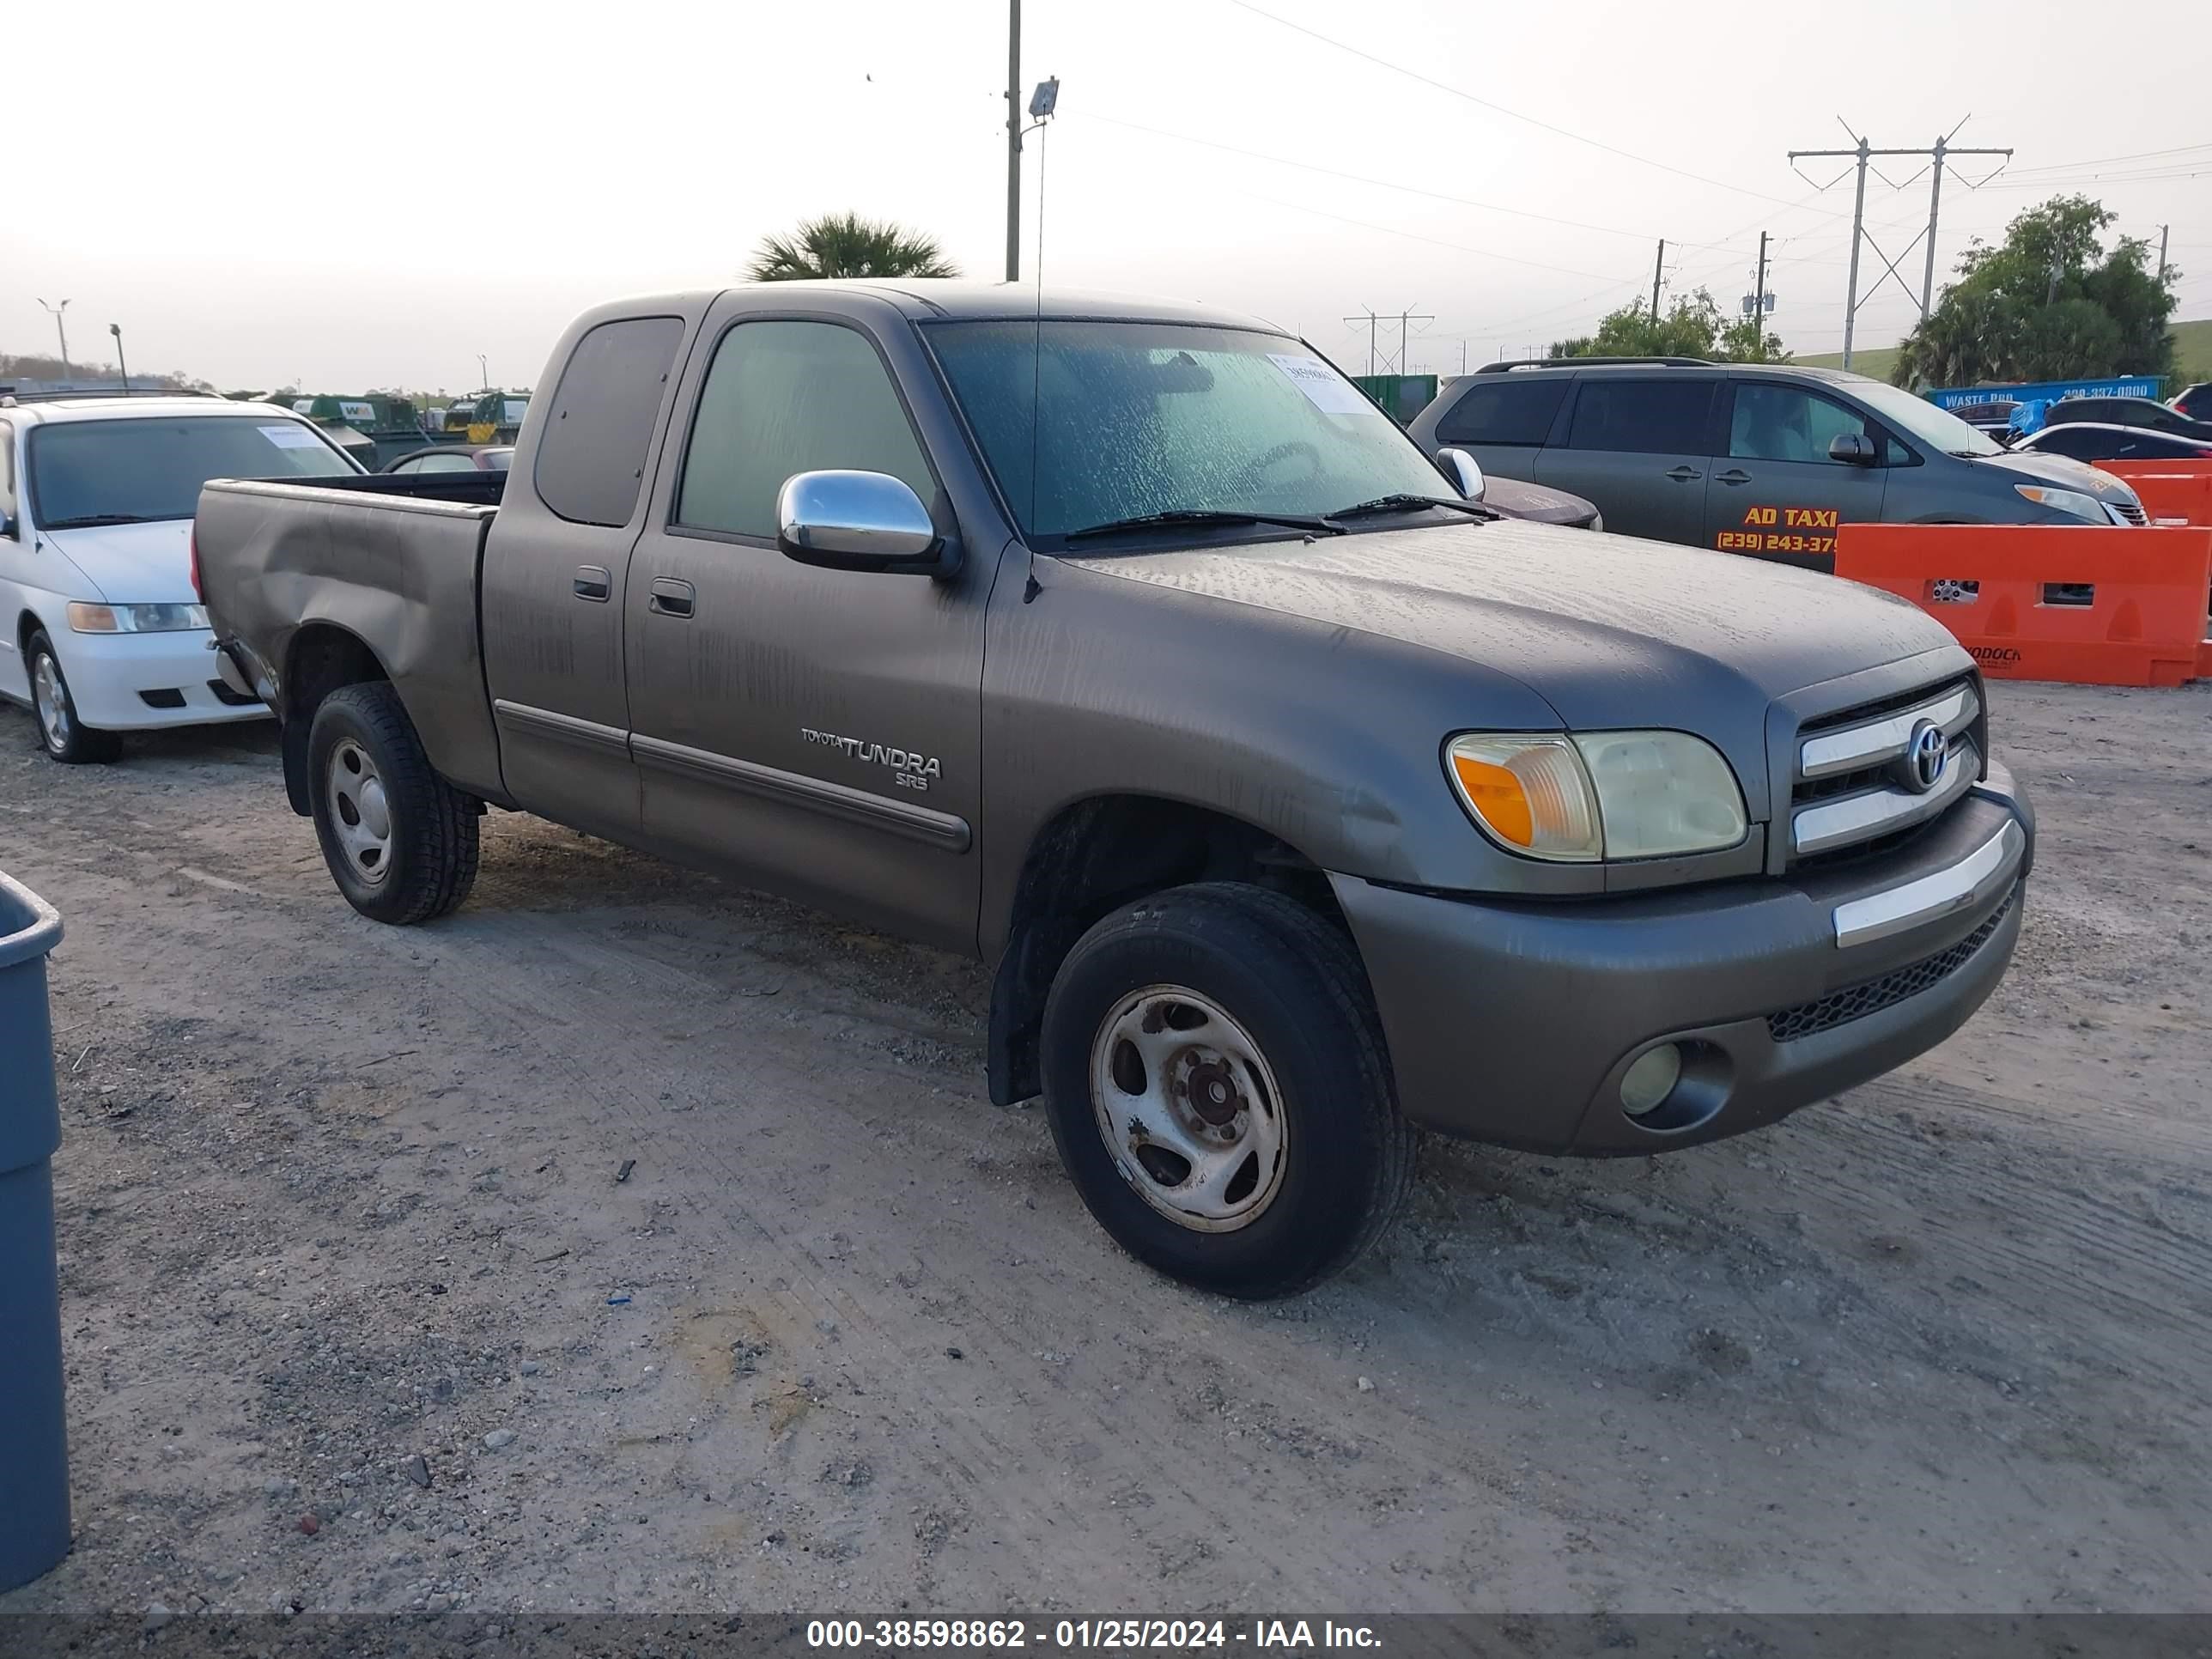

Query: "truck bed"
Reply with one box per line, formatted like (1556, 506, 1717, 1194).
(196, 477, 507, 804)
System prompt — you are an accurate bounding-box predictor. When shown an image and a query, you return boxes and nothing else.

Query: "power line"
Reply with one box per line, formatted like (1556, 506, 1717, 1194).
(1222, 0, 1810, 210)
(1071, 109, 1709, 246)
(1224, 183, 1629, 282)
(1996, 142, 2212, 177)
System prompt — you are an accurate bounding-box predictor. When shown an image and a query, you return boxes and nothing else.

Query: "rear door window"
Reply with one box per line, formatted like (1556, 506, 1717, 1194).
(1565, 380, 1716, 453)
(532, 315, 685, 527)
(1728, 384, 1879, 464)
(1435, 377, 1571, 446)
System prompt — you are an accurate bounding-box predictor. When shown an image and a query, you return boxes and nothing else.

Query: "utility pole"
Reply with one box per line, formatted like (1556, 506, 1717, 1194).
(1391, 307, 1432, 375)
(1789, 123, 2009, 370)
(109, 323, 129, 392)
(1650, 240, 1665, 323)
(1344, 308, 1380, 375)
(1919, 136, 1947, 318)
(1752, 231, 1770, 360)
(37, 299, 71, 377)
(2158, 223, 2171, 286)
(1005, 0, 1022, 283)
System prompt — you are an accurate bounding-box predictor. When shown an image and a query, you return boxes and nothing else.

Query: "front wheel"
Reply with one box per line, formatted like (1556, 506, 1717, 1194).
(26, 631, 122, 763)
(307, 682, 479, 924)
(1040, 883, 1416, 1298)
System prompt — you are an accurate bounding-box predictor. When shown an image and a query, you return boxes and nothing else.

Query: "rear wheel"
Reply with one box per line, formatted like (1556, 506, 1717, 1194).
(1040, 882, 1416, 1298)
(307, 682, 478, 924)
(26, 631, 121, 764)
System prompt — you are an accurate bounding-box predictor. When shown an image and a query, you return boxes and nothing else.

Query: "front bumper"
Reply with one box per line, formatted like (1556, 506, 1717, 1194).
(1332, 770, 2033, 1155)
(55, 628, 270, 731)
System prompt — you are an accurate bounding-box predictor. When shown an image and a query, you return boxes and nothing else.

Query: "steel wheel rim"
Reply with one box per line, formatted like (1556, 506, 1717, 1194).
(32, 653, 70, 750)
(326, 738, 394, 886)
(1088, 984, 1289, 1233)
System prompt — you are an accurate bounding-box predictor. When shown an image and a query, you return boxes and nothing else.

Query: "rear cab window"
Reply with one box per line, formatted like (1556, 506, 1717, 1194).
(1565, 379, 1716, 453)
(1435, 377, 1570, 446)
(533, 315, 687, 526)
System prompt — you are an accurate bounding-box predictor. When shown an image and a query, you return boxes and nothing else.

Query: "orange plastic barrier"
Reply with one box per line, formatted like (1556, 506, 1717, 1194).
(1835, 523, 2212, 687)
(2099, 459, 2212, 526)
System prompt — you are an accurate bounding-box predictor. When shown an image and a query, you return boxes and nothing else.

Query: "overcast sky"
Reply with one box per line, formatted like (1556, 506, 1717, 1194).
(8, 0, 2209, 392)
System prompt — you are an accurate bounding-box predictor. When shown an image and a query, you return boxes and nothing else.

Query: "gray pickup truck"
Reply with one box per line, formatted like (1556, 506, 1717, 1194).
(197, 282, 2033, 1297)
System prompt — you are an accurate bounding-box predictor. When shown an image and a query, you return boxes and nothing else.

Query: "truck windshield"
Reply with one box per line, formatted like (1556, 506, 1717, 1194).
(924, 320, 1454, 546)
(1847, 381, 2003, 459)
(27, 416, 357, 529)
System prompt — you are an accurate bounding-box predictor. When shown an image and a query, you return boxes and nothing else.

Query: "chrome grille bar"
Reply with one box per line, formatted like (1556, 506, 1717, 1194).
(1799, 684, 1978, 781)
(1794, 738, 1979, 855)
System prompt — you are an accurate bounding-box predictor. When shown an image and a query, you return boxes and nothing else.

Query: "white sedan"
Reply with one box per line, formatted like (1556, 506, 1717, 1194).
(0, 394, 360, 762)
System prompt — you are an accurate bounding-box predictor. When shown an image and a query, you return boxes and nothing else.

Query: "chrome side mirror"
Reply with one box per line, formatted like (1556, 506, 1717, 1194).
(1828, 432, 1879, 466)
(776, 469, 954, 575)
(1437, 447, 1486, 501)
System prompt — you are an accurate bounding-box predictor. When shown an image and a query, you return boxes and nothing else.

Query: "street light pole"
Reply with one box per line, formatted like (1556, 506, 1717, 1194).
(1005, 0, 1022, 283)
(109, 323, 129, 392)
(36, 299, 71, 378)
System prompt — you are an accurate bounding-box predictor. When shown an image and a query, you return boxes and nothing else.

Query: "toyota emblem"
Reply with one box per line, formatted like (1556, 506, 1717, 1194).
(1905, 720, 1948, 793)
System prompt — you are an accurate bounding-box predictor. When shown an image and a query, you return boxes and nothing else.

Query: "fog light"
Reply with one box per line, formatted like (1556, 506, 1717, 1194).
(1620, 1044, 1682, 1118)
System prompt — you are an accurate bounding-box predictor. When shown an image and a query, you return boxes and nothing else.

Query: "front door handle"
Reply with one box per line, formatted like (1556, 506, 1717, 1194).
(648, 577, 696, 618)
(1665, 465, 1704, 483)
(1715, 469, 1753, 486)
(574, 565, 611, 602)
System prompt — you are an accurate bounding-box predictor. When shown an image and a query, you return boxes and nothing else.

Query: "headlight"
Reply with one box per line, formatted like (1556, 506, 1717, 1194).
(2014, 483, 2106, 524)
(1447, 731, 1747, 861)
(65, 602, 209, 635)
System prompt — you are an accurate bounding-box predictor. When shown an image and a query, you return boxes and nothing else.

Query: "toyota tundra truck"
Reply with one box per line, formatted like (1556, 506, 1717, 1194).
(195, 282, 2033, 1297)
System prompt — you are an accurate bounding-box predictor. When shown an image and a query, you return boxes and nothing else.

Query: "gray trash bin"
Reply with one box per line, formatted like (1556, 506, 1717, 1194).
(0, 868, 69, 1593)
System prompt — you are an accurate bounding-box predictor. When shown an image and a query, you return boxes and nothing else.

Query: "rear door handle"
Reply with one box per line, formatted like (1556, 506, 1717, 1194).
(574, 565, 611, 602)
(1665, 465, 1704, 483)
(648, 577, 696, 618)
(1715, 469, 1753, 486)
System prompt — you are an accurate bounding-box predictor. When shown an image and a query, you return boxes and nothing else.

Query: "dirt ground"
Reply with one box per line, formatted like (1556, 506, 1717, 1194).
(0, 679, 2207, 1621)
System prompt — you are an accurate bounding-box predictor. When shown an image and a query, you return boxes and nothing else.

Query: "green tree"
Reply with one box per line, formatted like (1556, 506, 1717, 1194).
(1891, 195, 2175, 390)
(1552, 288, 1786, 363)
(747, 213, 957, 282)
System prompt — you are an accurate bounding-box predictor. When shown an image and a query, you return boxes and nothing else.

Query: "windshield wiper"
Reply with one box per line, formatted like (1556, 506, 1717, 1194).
(1063, 507, 1345, 542)
(40, 513, 168, 530)
(1327, 493, 1498, 521)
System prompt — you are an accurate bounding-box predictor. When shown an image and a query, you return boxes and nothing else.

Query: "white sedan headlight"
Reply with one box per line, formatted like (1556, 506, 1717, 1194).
(1447, 731, 1748, 862)
(66, 602, 209, 635)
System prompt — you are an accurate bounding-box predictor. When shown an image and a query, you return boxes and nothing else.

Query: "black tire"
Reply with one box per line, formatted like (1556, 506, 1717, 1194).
(1040, 882, 1416, 1298)
(25, 631, 122, 763)
(307, 682, 479, 925)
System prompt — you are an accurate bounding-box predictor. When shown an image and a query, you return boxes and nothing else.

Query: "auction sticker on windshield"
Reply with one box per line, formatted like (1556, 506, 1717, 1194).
(1267, 354, 1367, 415)
(259, 424, 325, 449)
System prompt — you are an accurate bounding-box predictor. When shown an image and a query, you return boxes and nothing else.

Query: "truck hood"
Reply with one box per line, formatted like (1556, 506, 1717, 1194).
(40, 520, 197, 604)
(1064, 517, 1962, 733)
(1972, 447, 2142, 501)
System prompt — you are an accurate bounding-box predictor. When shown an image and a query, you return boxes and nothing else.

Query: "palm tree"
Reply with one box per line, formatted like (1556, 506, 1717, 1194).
(747, 213, 958, 282)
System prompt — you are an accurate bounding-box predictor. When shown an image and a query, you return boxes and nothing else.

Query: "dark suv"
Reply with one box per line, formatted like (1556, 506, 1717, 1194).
(1407, 359, 2147, 569)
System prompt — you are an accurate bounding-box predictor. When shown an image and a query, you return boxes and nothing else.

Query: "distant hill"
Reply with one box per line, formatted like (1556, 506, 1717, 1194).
(1796, 319, 2209, 386)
